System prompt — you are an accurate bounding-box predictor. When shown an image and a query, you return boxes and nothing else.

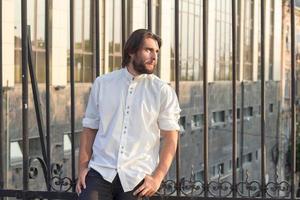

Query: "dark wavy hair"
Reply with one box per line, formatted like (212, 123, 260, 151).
(121, 29, 162, 67)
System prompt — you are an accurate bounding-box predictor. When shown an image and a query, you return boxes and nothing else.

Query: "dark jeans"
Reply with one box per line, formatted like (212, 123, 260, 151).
(78, 168, 147, 200)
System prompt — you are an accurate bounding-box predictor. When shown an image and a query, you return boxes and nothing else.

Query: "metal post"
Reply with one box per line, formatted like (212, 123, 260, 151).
(27, 27, 48, 178)
(5, 81, 9, 193)
(95, 0, 100, 77)
(290, 0, 296, 199)
(202, 0, 208, 197)
(0, 0, 3, 194)
(70, 0, 76, 192)
(231, 0, 237, 197)
(260, 0, 266, 197)
(148, 0, 152, 31)
(122, 0, 126, 54)
(240, 82, 244, 188)
(45, 0, 51, 191)
(174, 0, 181, 196)
(21, 0, 29, 198)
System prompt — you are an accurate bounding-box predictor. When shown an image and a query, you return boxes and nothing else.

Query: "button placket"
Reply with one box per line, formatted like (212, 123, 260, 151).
(118, 82, 136, 164)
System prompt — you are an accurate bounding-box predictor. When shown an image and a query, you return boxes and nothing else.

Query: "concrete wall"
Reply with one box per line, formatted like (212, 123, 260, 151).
(2, 0, 15, 87)
(3, 80, 285, 189)
(167, 81, 284, 184)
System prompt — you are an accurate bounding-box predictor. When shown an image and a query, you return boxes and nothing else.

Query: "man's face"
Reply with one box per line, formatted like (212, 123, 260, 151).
(130, 38, 160, 74)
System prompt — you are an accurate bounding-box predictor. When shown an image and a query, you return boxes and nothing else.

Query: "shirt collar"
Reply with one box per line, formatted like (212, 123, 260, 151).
(124, 67, 135, 81)
(123, 67, 151, 82)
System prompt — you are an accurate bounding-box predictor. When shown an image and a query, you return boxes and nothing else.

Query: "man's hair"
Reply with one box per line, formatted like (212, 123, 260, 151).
(121, 29, 162, 67)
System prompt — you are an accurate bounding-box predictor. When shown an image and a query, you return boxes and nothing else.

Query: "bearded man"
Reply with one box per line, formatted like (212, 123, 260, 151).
(76, 29, 181, 200)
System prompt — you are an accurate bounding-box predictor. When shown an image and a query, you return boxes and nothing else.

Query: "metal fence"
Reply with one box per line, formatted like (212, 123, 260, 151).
(0, 0, 298, 199)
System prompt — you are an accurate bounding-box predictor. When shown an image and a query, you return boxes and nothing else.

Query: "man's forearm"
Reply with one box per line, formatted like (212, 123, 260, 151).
(78, 127, 97, 172)
(152, 130, 178, 182)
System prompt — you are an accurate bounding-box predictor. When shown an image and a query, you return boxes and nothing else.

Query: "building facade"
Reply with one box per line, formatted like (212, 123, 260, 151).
(1, 0, 293, 192)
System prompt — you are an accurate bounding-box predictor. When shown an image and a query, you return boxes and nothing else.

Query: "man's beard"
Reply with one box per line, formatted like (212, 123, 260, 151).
(132, 59, 155, 74)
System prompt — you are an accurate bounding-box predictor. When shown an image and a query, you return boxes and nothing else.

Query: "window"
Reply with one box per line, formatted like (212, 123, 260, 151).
(212, 165, 217, 177)
(179, 116, 186, 132)
(108, 0, 122, 72)
(242, 153, 252, 164)
(218, 163, 225, 175)
(67, 0, 94, 82)
(228, 108, 241, 121)
(64, 134, 72, 153)
(244, 106, 253, 118)
(171, 0, 203, 81)
(246, 153, 252, 162)
(212, 163, 224, 177)
(243, 0, 254, 80)
(191, 114, 203, 129)
(214, 0, 232, 80)
(10, 141, 23, 165)
(256, 150, 259, 160)
(195, 170, 204, 181)
(14, 0, 46, 83)
(269, 0, 274, 80)
(269, 103, 274, 113)
(212, 111, 225, 124)
(257, 0, 262, 80)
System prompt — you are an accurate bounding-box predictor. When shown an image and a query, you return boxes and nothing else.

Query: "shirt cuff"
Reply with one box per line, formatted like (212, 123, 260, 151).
(82, 117, 99, 129)
(158, 119, 180, 131)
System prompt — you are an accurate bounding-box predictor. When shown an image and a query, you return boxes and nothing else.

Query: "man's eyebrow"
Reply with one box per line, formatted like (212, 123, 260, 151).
(145, 47, 159, 52)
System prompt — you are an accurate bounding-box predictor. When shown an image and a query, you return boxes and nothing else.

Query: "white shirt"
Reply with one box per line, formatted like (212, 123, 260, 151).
(82, 68, 181, 192)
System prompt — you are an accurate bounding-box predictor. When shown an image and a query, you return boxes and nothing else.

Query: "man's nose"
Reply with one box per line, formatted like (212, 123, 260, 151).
(151, 52, 158, 60)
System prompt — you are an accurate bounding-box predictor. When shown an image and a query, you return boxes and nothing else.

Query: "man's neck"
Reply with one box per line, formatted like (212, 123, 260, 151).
(126, 65, 140, 77)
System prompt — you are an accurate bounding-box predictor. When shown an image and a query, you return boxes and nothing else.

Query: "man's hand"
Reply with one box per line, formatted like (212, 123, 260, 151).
(133, 130, 178, 197)
(76, 168, 90, 195)
(133, 175, 162, 197)
(76, 128, 97, 195)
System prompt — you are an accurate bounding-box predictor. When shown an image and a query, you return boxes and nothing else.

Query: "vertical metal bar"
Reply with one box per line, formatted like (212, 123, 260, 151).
(148, 0, 152, 31)
(231, 0, 237, 197)
(202, 0, 208, 197)
(174, 0, 180, 196)
(290, 0, 296, 199)
(95, 0, 100, 77)
(27, 27, 49, 179)
(0, 0, 3, 193)
(21, 0, 29, 197)
(122, 0, 126, 54)
(45, 0, 51, 191)
(5, 82, 9, 194)
(240, 82, 244, 188)
(70, 0, 76, 192)
(260, 0, 266, 197)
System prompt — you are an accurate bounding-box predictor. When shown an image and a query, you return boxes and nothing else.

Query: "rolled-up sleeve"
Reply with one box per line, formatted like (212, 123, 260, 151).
(82, 78, 100, 129)
(158, 84, 181, 131)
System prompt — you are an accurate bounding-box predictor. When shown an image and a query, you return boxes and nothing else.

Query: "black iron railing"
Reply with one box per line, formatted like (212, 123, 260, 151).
(0, 0, 298, 199)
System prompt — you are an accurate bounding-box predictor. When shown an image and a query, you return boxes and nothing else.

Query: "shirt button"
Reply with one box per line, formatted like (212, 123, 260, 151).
(121, 151, 124, 154)
(124, 126, 127, 129)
